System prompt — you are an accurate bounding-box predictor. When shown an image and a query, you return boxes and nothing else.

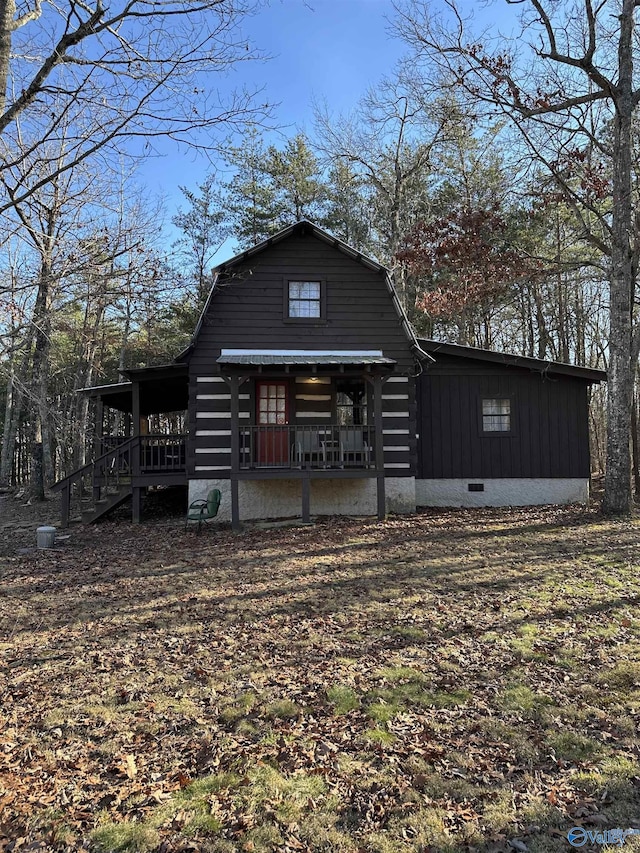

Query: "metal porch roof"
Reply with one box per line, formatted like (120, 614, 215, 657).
(216, 352, 396, 366)
(217, 349, 396, 365)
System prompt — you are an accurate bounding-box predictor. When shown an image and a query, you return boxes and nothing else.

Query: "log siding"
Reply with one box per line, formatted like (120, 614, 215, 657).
(186, 230, 419, 477)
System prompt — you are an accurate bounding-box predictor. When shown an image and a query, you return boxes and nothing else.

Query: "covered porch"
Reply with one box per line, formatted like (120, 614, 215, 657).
(69, 363, 189, 524)
(238, 423, 376, 470)
(215, 350, 396, 529)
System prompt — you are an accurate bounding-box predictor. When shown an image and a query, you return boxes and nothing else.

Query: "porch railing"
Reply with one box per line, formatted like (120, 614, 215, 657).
(239, 424, 375, 470)
(52, 434, 187, 526)
(100, 434, 186, 471)
(52, 436, 137, 527)
(101, 435, 130, 454)
(139, 435, 186, 471)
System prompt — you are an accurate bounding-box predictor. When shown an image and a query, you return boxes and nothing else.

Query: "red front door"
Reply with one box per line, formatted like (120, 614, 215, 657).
(256, 381, 289, 466)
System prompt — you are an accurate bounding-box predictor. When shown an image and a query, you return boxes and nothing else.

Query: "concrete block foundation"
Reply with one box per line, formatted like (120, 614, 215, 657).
(188, 477, 416, 522)
(415, 478, 589, 508)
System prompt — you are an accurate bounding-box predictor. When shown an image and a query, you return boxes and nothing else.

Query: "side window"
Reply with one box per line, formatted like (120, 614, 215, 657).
(481, 397, 511, 433)
(336, 380, 368, 425)
(287, 280, 322, 319)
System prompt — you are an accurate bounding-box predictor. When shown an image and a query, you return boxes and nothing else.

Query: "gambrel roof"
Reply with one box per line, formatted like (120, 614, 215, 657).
(177, 220, 433, 364)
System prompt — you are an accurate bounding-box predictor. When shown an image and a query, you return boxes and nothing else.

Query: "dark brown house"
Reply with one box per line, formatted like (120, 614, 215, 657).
(54, 221, 606, 525)
(415, 340, 605, 507)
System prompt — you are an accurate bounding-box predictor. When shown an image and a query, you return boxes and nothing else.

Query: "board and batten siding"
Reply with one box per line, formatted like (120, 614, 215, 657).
(416, 356, 591, 480)
(187, 231, 418, 477)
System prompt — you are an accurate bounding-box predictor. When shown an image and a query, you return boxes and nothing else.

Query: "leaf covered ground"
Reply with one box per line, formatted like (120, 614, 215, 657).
(1, 504, 639, 852)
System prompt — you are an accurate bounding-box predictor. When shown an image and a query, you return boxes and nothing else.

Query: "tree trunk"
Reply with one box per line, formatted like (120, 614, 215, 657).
(632, 385, 640, 499)
(575, 281, 585, 367)
(30, 415, 44, 501)
(0, 269, 31, 487)
(0, 339, 33, 487)
(39, 387, 54, 484)
(603, 0, 635, 515)
(0, 0, 15, 115)
(27, 251, 54, 499)
(530, 282, 549, 360)
(0, 371, 15, 487)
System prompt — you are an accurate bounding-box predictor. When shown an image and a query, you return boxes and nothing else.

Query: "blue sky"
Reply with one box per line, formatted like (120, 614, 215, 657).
(139, 0, 513, 252)
(139, 0, 406, 222)
(244, 0, 406, 131)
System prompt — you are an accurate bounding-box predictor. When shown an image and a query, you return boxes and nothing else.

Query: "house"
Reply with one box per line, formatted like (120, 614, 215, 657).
(415, 339, 605, 507)
(53, 221, 606, 526)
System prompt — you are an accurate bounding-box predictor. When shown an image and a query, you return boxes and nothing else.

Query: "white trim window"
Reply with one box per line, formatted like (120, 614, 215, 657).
(482, 398, 511, 432)
(288, 281, 321, 318)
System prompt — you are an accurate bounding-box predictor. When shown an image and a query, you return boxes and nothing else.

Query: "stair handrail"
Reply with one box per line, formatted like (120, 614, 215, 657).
(53, 436, 140, 528)
(51, 436, 139, 493)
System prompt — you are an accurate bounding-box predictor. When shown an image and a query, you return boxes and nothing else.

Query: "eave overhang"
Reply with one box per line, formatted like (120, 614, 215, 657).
(79, 363, 188, 414)
(418, 339, 606, 383)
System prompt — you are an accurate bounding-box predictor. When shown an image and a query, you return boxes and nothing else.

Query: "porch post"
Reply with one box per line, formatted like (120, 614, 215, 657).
(302, 473, 310, 523)
(373, 374, 386, 520)
(229, 374, 241, 531)
(95, 397, 104, 458)
(132, 381, 141, 444)
(60, 484, 70, 529)
(131, 381, 141, 523)
(132, 487, 142, 524)
(93, 396, 104, 504)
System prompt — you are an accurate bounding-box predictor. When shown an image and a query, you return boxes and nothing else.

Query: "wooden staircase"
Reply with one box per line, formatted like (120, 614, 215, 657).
(81, 481, 132, 524)
(52, 438, 137, 527)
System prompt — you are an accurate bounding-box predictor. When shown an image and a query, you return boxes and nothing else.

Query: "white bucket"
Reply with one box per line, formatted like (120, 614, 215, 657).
(36, 526, 56, 549)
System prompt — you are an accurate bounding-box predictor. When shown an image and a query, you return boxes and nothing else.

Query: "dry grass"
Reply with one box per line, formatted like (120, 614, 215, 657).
(1, 504, 639, 852)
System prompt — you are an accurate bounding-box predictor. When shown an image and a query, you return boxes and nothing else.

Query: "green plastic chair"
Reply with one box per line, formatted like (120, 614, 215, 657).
(185, 488, 222, 532)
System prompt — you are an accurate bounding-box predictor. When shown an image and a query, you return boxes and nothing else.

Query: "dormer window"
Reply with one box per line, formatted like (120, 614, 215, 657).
(287, 280, 323, 319)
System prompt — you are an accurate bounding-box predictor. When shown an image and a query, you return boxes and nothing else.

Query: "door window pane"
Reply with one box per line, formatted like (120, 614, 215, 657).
(258, 384, 288, 425)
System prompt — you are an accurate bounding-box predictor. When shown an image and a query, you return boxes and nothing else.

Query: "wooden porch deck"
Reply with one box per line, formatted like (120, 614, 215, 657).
(52, 435, 187, 526)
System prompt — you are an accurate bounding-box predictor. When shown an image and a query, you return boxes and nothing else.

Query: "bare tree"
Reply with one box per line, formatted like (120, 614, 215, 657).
(315, 75, 452, 278)
(0, 0, 269, 493)
(0, 110, 171, 494)
(0, 0, 268, 214)
(1, 141, 96, 496)
(395, 0, 640, 514)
